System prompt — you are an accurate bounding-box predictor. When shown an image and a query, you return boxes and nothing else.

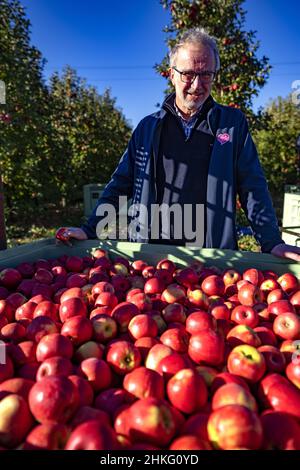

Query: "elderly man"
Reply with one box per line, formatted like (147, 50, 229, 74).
(57, 27, 300, 261)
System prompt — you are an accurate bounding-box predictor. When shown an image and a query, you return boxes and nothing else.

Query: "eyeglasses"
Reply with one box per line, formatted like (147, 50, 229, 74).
(172, 67, 216, 84)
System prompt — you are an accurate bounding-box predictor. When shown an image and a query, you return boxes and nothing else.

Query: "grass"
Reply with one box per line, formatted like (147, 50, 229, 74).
(5, 205, 86, 248)
(4, 204, 261, 252)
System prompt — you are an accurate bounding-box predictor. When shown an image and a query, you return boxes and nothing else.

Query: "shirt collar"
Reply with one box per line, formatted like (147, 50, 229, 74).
(174, 99, 203, 122)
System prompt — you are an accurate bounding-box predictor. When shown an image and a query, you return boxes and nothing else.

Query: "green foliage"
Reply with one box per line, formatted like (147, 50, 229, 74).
(158, 0, 271, 129)
(47, 67, 132, 205)
(0, 0, 51, 213)
(0, 0, 132, 228)
(253, 95, 300, 203)
(237, 234, 260, 252)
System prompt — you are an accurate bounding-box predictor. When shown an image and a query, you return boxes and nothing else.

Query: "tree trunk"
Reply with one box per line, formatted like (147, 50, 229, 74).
(0, 175, 7, 250)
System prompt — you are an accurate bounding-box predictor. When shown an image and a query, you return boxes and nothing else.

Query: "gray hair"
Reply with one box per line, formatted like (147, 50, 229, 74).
(169, 27, 220, 72)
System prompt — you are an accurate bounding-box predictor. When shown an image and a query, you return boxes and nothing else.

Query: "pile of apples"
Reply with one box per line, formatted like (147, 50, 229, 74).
(0, 248, 300, 450)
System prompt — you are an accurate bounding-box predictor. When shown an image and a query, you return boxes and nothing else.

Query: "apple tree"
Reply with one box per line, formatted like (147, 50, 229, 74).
(0, 0, 55, 218)
(157, 0, 271, 129)
(47, 66, 132, 206)
(253, 94, 300, 214)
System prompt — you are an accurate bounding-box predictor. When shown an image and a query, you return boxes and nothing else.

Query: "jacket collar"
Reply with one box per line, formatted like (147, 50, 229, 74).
(162, 92, 215, 120)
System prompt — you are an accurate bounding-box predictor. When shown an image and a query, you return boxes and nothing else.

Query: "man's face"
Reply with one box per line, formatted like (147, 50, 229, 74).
(170, 43, 216, 116)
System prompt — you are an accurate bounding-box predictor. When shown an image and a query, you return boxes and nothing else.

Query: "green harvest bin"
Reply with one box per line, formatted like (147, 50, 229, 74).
(0, 239, 299, 277)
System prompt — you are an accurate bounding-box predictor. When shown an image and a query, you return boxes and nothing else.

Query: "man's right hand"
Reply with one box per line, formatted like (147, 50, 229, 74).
(55, 227, 88, 246)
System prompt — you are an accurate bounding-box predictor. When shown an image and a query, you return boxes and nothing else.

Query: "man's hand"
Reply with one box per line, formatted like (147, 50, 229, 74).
(55, 227, 88, 246)
(270, 243, 300, 262)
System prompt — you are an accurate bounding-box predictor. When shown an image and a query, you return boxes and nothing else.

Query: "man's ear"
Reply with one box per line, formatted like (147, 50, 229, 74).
(169, 67, 174, 84)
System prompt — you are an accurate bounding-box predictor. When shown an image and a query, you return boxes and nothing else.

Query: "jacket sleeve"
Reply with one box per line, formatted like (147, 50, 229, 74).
(80, 130, 136, 239)
(236, 113, 284, 253)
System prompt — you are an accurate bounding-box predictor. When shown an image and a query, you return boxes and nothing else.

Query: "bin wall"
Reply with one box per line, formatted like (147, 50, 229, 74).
(0, 239, 299, 276)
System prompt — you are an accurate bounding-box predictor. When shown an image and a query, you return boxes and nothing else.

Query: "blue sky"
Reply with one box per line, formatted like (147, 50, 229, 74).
(20, 0, 300, 128)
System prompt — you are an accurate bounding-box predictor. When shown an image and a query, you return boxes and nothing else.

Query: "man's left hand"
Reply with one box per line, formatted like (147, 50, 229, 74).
(270, 243, 300, 262)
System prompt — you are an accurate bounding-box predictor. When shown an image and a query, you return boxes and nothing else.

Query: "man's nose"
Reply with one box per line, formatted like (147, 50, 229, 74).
(191, 74, 205, 88)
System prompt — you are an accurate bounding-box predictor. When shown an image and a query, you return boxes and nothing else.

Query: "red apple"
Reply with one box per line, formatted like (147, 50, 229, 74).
(60, 315, 93, 346)
(186, 310, 216, 335)
(253, 326, 277, 346)
(267, 299, 295, 319)
(78, 357, 112, 392)
(65, 420, 119, 450)
(123, 366, 164, 400)
(162, 284, 186, 304)
(17, 262, 35, 278)
(167, 368, 207, 414)
(188, 329, 225, 366)
(29, 375, 79, 424)
(227, 345, 266, 383)
(226, 324, 261, 348)
(91, 314, 117, 343)
(7, 340, 36, 367)
(23, 422, 69, 450)
(222, 269, 241, 286)
(95, 387, 135, 420)
(286, 361, 300, 389)
(145, 344, 173, 371)
(74, 341, 104, 363)
(259, 373, 300, 419)
(128, 314, 158, 340)
(187, 287, 209, 309)
(0, 394, 34, 448)
(106, 340, 141, 375)
(169, 435, 211, 450)
(201, 275, 225, 297)
(277, 273, 299, 295)
(144, 277, 165, 295)
(242, 268, 264, 286)
(290, 290, 300, 313)
(1, 322, 26, 342)
(15, 301, 37, 322)
(17, 279, 35, 297)
(267, 288, 286, 304)
(59, 297, 87, 323)
(65, 256, 84, 273)
(157, 352, 187, 381)
(0, 268, 22, 289)
(258, 345, 286, 373)
(161, 303, 186, 324)
(175, 267, 198, 288)
(207, 404, 263, 449)
(156, 259, 176, 274)
(209, 303, 231, 321)
(129, 397, 176, 447)
(211, 372, 250, 394)
(36, 356, 73, 381)
(211, 383, 257, 411)
(26, 316, 58, 343)
(36, 333, 73, 362)
(0, 378, 34, 401)
(111, 302, 139, 332)
(280, 339, 300, 363)
(70, 405, 110, 430)
(68, 375, 94, 407)
(160, 327, 189, 353)
(182, 412, 209, 442)
(238, 282, 263, 307)
(261, 410, 300, 450)
(273, 312, 300, 340)
(230, 305, 258, 328)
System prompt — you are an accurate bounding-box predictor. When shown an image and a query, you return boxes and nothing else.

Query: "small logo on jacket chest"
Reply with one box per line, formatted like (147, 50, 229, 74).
(217, 132, 230, 145)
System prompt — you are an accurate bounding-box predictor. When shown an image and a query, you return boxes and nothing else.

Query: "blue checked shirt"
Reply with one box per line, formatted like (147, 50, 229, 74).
(174, 101, 203, 140)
